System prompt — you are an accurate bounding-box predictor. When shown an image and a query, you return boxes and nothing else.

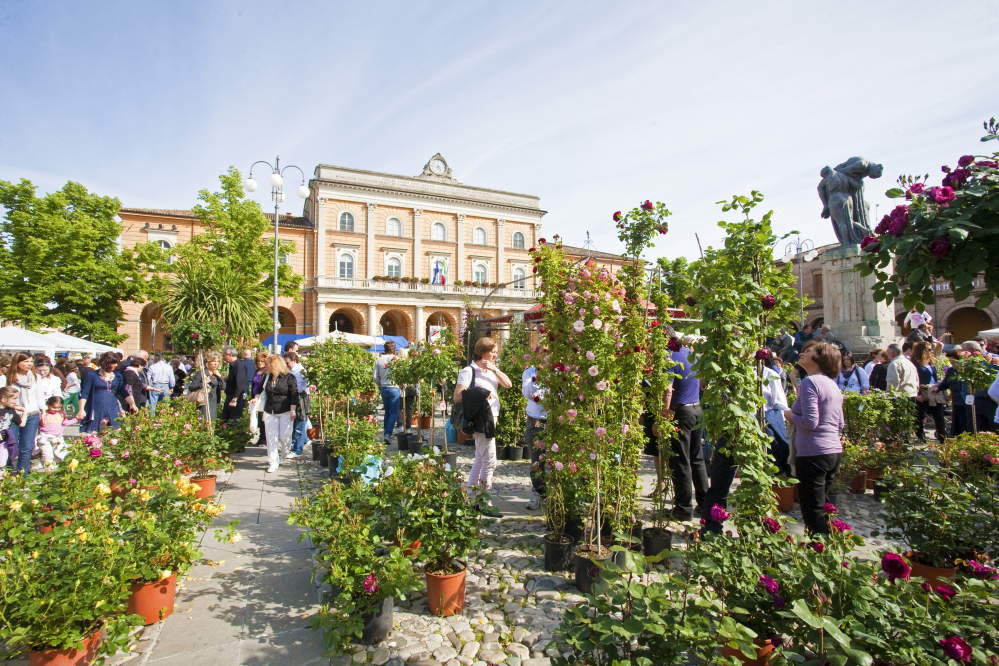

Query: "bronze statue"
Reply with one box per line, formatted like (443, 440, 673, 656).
(818, 157, 883, 247)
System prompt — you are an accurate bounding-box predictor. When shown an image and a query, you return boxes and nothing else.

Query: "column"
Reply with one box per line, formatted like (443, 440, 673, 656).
(456, 213, 465, 282)
(366, 203, 377, 278)
(316, 198, 327, 278)
(316, 300, 327, 337)
(413, 208, 423, 280)
(496, 219, 505, 284)
(368, 303, 378, 337)
(415, 305, 424, 343)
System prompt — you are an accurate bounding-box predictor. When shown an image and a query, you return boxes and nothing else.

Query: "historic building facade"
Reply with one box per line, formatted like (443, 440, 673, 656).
(783, 243, 998, 344)
(115, 155, 628, 354)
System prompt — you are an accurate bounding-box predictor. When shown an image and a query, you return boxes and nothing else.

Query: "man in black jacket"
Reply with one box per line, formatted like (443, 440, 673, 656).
(221, 345, 249, 420)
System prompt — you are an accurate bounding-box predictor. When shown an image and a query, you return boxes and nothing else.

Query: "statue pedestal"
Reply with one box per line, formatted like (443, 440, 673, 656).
(819, 246, 901, 353)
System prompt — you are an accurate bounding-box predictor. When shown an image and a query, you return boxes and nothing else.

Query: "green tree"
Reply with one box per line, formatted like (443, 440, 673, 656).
(0, 179, 165, 344)
(654, 256, 695, 306)
(161, 166, 303, 342)
(495, 319, 530, 448)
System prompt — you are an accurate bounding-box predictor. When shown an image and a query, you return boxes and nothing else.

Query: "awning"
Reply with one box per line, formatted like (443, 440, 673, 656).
(978, 328, 999, 341)
(0, 327, 57, 357)
(297, 331, 380, 348)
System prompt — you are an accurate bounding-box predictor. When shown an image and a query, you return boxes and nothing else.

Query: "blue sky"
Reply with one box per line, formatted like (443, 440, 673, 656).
(1, 0, 997, 262)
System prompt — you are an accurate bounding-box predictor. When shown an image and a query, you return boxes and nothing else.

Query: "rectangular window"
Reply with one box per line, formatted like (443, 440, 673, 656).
(812, 274, 823, 297)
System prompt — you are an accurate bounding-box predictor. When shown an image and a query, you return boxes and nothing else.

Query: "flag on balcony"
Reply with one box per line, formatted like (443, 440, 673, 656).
(432, 259, 448, 286)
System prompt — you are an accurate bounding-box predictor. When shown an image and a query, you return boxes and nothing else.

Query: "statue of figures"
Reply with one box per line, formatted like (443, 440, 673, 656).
(818, 157, 884, 247)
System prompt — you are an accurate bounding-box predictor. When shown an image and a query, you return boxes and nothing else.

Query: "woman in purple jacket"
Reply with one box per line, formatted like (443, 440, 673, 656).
(784, 342, 845, 534)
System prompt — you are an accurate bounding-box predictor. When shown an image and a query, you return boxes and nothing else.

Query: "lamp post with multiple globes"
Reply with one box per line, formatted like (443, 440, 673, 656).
(781, 237, 819, 330)
(243, 156, 310, 353)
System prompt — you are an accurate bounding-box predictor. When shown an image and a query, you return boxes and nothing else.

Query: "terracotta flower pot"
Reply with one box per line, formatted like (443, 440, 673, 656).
(425, 561, 466, 617)
(848, 472, 868, 494)
(906, 551, 957, 588)
(29, 624, 102, 666)
(127, 573, 178, 625)
(38, 507, 71, 534)
(457, 430, 469, 444)
(191, 475, 217, 499)
(722, 639, 775, 666)
(863, 466, 880, 490)
(420, 415, 432, 429)
(392, 538, 422, 557)
(410, 416, 418, 427)
(773, 485, 795, 512)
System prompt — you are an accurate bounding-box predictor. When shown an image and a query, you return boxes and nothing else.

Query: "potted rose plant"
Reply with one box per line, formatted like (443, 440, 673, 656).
(289, 480, 420, 655)
(0, 463, 144, 663)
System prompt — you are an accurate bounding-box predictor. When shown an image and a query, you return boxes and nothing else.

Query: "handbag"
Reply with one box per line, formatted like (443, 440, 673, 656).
(786, 417, 797, 477)
(186, 354, 209, 406)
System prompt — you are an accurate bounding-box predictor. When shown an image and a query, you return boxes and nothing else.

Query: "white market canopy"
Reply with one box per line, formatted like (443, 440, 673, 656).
(296, 330, 379, 349)
(0, 327, 57, 357)
(979, 328, 999, 341)
(40, 331, 120, 354)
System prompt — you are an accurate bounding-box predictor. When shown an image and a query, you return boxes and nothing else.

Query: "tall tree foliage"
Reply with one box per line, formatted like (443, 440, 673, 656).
(0, 179, 165, 344)
(161, 167, 303, 342)
(655, 256, 695, 306)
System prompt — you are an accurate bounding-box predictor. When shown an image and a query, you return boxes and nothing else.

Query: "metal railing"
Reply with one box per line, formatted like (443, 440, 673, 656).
(316, 277, 536, 298)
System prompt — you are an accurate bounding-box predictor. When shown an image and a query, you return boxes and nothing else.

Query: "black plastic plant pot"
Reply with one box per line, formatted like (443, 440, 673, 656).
(318, 445, 330, 468)
(495, 446, 508, 461)
(507, 446, 525, 461)
(544, 534, 575, 572)
(643, 528, 673, 559)
(442, 452, 458, 469)
(409, 438, 424, 455)
(561, 516, 585, 543)
(573, 548, 611, 596)
(360, 596, 393, 645)
(397, 432, 410, 452)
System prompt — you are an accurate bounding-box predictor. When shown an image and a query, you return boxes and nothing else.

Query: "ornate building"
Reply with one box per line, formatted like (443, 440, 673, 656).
(116, 155, 627, 353)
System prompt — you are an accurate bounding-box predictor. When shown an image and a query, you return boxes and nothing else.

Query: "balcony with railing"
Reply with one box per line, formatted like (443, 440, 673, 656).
(316, 276, 537, 299)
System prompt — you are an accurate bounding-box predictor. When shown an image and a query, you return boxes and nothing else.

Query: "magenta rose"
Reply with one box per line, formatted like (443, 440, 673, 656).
(860, 236, 880, 253)
(685, 296, 697, 307)
(755, 348, 770, 361)
(89, 448, 102, 458)
(874, 214, 891, 235)
(641, 200, 654, 211)
(887, 215, 907, 237)
(763, 517, 781, 534)
(667, 337, 681, 352)
(939, 636, 972, 662)
(192, 332, 200, 339)
(758, 575, 780, 596)
(363, 574, 378, 594)
(928, 237, 951, 258)
(910, 182, 925, 194)
(930, 186, 956, 204)
(881, 552, 911, 582)
(934, 585, 957, 602)
(957, 155, 975, 167)
(761, 295, 776, 310)
(811, 542, 825, 554)
(823, 503, 837, 514)
(709, 504, 730, 522)
(830, 519, 852, 533)
(613, 211, 622, 222)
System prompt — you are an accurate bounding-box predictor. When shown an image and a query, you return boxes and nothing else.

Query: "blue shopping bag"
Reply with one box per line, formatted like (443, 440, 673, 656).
(445, 419, 457, 444)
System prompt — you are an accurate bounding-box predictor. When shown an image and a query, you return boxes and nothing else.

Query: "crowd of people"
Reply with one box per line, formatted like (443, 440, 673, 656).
(0, 340, 320, 477)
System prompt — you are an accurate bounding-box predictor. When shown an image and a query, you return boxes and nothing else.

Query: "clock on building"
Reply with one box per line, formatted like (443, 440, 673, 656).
(429, 158, 446, 175)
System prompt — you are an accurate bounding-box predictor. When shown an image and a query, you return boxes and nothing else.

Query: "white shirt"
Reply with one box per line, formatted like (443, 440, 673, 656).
(762, 366, 789, 411)
(837, 365, 870, 393)
(288, 363, 308, 392)
(887, 355, 919, 397)
(147, 360, 176, 387)
(65, 370, 80, 394)
(522, 367, 547, 419)
(457, 363, 500, 417)
(36, 375, 63, 411)
(989, 376, 999, 424)
(864, 361, 877, 375)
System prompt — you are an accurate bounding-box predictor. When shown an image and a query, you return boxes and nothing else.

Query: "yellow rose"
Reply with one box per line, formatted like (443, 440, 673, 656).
(228, 533, 242, 544)
(95, 483, 111, 496)
(160, 569, 172, 580)
(95, 600, 104, 608)
(79, 533, 87, 542)
(9, 501, 22, 512)
(139, 491, 151, 502)
(30, 499, 38, 505)
(69, 459, 79, 468)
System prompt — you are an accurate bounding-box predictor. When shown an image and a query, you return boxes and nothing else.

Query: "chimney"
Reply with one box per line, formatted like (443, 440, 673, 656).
(285, 212, 293, 219)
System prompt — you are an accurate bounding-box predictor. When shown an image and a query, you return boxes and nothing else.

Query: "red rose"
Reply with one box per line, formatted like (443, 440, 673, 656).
(539, 238, 547, 243)
(685, 296, 696, 307)
(641, 200, 654, 211)
(657, 225, 667, 235)
(957, 155, 974, 167)
(761, 295, 776, 310)
(860, 236, 880, 253)
(667, 338, 681, 352)
(613, 211, 622, 222)
(928, 237, 950, 258)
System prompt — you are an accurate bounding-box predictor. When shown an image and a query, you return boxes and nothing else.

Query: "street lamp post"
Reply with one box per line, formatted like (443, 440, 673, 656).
(781, 237, 819, 330)
(243, 156, 310, 353)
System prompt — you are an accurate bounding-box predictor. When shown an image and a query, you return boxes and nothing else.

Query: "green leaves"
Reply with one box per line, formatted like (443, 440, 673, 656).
(886, 188, 906, 198)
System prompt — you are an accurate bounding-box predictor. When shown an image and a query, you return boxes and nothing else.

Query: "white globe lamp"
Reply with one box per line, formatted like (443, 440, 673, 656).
(782, 251, 794, 263)
(243, 177, 258, 193)
(268, 172, 283, 188)
(296, 184, 309, 199)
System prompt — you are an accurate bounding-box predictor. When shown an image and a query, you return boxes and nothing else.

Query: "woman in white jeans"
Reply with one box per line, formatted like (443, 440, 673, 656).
(249, 354, 299, 473)
(453, 337, 511, 517)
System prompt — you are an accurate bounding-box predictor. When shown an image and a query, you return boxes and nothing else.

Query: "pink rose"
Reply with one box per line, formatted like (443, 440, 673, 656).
(930, 186, 956, 205)
(554, 461, 563, 471)
(588, 365, 598, 376)
(192, 332, 200, 339)
(596, 427, 607, 437)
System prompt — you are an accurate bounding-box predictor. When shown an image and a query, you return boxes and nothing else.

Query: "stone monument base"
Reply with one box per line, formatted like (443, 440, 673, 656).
(819, 246, 901, 354)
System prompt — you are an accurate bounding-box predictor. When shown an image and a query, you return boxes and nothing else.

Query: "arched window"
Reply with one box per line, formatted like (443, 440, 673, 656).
(512, 267, 526, 288)
(386, 217, 402, 237)
(431, 222, 447, 241)
(512, 232, 525, 249)
(155, 239, 173, 264)
(474, 264, 488, 284)
(339, 212, 354, 232)
(473, 227, 487, 245)
(339, 253, 354, 279)
(386, 257, 401, 278)
(279, 253, 289, 265)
